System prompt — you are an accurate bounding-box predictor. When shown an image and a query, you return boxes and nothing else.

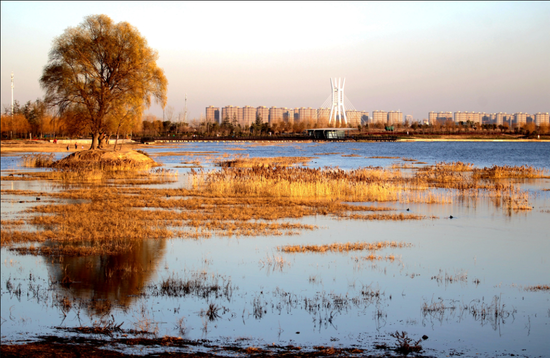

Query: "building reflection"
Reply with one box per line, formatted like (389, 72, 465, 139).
(47, 239, 166, 316)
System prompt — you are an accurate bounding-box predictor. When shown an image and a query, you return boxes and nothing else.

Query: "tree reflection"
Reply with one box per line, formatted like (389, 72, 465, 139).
(47, 239, 166, 317)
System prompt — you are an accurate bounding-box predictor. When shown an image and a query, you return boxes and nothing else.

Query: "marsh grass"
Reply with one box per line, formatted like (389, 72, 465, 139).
(278, 241, 411, 253)
(22, 153, 55, 167)
(473, 165, 549, 179)
(216, 155, 313, 168)
(153, 271, 234, 300)
(2, 159, 541, 257)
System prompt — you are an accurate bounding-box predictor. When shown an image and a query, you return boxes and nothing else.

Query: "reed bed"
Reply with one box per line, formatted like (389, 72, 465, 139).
(216, 155, 313, 168)
(278, 241, 411, 253)
(3, 156, 543, 258)
(472, 165, 549, 179)
(22, 153, 55, 167)
(196, 166, 405, 201)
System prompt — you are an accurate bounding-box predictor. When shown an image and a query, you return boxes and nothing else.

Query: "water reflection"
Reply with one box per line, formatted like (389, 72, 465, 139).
(47, 239, 166, 316)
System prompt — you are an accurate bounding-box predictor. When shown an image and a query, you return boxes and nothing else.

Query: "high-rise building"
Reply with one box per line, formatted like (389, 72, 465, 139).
(535, 112, 549, 126)
(237, 107, 243, 125)
(221, 106, 239, 124)
(345, 110, 361, 126)
(371, 110, 387, 124)
(256, 106, 269, 124)
(387, 111, 403, 125)
(429, 111, 453, 124)
(495, 112, 509, 126)
(361, 111, 369, 125)
(282, 108, 294, 124)
(454, 111, 481, 124)
(205, 106, 220, 123)
(317, 108, 331, 125)
(297, 107, 317, 122)
(514, 112, 528, 126)
(269, 107, 284, 124)
(242, 106, 256, 127)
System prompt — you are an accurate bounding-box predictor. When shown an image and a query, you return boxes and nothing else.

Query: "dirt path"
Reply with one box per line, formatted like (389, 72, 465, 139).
(0, 140, 142, 154)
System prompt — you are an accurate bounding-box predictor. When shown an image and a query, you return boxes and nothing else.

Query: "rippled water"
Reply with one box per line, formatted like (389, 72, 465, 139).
(1, 141, 549, 356)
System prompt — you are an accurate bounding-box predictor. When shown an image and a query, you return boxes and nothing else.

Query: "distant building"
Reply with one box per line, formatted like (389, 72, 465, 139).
(317, 107, 331, 125)
(387, 111, 403, 125)
(361, 111, 369, 125)
(256, 106, 269, 124)
(205, 106, 220, 123)
(514, 112, 528, 126)
(371, 110, 387, 124)
(283, 108, 295, 124)
(454, 111, 481, 124)
(429, 111, 453, 124)
(269, 107, 284, 124)
(221, 106, 239, 125)
(345, 110, 362, 126)
(495, 112, 510, 126)
(242, 106, 256, 127)
(535, 112, 549, 126)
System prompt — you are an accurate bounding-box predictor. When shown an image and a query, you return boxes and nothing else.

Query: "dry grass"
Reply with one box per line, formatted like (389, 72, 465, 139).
(2, 157, 543, 257)
(278, 241, 411, 253)
(216, 155, 313, 168)
(22, 153, 56, 167)
(473, 165, 549, 179)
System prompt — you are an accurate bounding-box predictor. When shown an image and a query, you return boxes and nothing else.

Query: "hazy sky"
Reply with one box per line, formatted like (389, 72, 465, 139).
(2, 1, 549, 121)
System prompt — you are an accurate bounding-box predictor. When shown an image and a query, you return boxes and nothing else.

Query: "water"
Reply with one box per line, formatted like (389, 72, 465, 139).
(1, 141, 549, 356)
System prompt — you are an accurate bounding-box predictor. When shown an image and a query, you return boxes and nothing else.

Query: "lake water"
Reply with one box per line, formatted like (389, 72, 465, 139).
(1, 141, 549, 357)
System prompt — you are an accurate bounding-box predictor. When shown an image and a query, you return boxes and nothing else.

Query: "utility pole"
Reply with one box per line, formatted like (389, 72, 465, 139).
(11, 72, 14, 139)
(184, 94, 187, 126)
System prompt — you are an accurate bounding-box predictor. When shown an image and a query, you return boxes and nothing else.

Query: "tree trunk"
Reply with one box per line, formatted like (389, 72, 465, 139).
(98, 132, 106, 149)
(91, 132, 100, 150)
(114, 126, 120, 151)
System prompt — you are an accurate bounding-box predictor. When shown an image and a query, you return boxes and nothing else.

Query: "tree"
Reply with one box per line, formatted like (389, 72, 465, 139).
(40, 14, 167, 149)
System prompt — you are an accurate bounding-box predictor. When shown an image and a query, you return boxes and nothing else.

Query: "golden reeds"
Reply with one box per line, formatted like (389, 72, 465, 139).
(278, 241, 411, 253)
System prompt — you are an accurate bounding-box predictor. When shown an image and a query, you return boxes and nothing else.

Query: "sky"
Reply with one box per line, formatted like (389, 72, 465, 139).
(1, 1, 549, 121)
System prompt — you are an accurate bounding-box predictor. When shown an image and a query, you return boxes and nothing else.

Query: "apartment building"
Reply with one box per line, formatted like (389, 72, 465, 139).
(454, 111, 481, 124)
(428, 111, 453, 124)
(221, 106, 240, 124)
(205, 106, 220, 123)
(256, 106, 269, 124)
(387, 111, 403, 125)
(269, 106, 284, 124)
(242, 106, 256, 127)
(371, 110, 387, 124)
(535, 112, 550, 126)
(514, 112, 528, 126)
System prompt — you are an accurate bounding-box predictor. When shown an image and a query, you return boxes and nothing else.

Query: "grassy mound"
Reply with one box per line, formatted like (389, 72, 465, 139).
(51, 149, 157, 170)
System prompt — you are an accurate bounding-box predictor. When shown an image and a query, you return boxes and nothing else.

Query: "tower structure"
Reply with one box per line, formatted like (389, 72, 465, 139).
(329, 78, 347, 125)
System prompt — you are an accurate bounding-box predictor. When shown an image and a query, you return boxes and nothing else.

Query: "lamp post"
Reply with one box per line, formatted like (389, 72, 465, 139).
(11, 72, 14, 139)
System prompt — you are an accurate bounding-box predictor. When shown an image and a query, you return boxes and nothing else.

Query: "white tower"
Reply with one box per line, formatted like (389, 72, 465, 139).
(329, 78, 347, 125)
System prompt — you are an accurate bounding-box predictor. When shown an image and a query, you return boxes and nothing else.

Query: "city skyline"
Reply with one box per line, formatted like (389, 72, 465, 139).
(2, 2, 549, 122)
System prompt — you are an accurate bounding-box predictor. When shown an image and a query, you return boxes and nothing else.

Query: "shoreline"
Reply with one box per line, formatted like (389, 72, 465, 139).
(1, 137, 548, 154)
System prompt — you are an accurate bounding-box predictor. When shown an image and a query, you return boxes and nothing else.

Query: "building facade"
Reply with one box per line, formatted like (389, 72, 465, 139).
(534, 112, 549, 126)
(387, 111, 403, 125)
(205, 106, 220, 123)
(269, 107, 284, 124)
(371, 110, 387, 124)
(454, 111, 481, 124)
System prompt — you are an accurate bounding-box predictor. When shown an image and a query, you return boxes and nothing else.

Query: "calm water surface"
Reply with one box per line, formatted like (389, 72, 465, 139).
(1, 141, 549, 357)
